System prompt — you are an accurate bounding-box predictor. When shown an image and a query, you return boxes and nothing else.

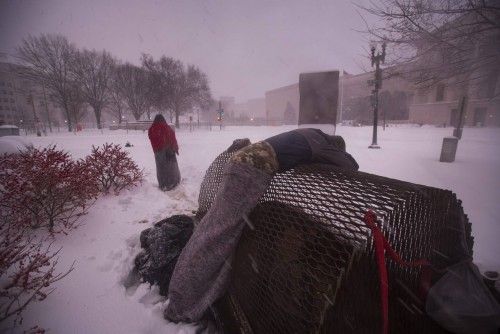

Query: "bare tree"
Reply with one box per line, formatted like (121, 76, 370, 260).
(114, 64, 151, 121)
(141, 55, 179, 121)
(40, 84, 53, 132)
(360, 0, 500, 97)
(71, 49, 115, 129)
(172, 65, 212, 128)
(17, 34, 78, 131)
(67, 82, 87, 126)
(106, 81, 126, 124)
(142, 54, 212, 128)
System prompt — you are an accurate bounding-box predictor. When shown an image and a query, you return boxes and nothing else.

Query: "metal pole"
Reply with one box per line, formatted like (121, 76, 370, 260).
(368, 42, 385, 149)
(453, 95, 467, 139)
(339, 69, 344, 125)
(370, 89, 380, 148)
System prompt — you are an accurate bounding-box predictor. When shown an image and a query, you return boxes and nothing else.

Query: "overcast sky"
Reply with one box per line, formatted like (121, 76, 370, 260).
(0, 0, 374, 102)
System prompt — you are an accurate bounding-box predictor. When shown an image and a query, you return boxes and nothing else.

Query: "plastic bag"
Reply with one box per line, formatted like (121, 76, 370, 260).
(426, 261, 500, 334)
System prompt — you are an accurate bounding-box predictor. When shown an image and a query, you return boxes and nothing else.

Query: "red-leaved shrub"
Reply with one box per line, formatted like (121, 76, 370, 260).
(0, 223, 73, 325)
(0, 146, 99, 233)
(85, 143, 144, 194)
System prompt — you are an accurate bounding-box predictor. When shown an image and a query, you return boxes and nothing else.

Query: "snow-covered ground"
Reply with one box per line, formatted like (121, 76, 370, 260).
(1, 125, 499, 333)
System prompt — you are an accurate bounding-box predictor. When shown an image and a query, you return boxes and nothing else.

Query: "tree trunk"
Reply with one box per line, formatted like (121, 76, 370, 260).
(118, 110, 123, 124)
(64, 108, 73, 132)
(42, 85, 52, 132)
(175, 109, 180, 129)
(94, 106, 102, 129)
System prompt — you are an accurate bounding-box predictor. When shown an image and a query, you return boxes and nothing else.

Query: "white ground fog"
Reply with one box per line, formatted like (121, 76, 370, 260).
(1, 125, 499, 333)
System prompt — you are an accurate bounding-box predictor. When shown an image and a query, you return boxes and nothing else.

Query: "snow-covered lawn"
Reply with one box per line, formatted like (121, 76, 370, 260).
(1, 125, 499, 333)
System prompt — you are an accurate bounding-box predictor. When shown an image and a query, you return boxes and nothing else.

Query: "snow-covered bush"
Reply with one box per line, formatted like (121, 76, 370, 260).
(0, 223, 73, 326)
(0, 146, 99, 234)
(85, 143, 144, 195)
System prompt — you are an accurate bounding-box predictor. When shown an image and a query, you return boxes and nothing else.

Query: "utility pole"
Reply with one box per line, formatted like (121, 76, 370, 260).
(368, 42, 386, 149)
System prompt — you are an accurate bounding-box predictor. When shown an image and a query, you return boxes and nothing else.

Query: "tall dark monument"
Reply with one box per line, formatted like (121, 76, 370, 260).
(298, 71, 339, 131)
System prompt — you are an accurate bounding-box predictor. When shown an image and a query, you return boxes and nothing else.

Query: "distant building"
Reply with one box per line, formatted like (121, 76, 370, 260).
(0, 62, 27, 126)
(405, 49, 500, 127)
(220, 96, 236, 119)
(225, 15, 500, 129)
(225, 97, 266, 125)
(405, 10, 500, 127)
(265, 83, 299, 125)
(246, 98, 266, 121)
(342, 70, 414, 125)
(264, 72, 414, 126)
(342, 66, 500, 127)
(0, 61, 64, 131)
(0, 61, 129, 131)
(409, 78, 500, 127)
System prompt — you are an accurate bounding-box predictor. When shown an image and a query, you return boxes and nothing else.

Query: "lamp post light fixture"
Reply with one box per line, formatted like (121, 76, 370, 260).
(368, 41, 386, 149)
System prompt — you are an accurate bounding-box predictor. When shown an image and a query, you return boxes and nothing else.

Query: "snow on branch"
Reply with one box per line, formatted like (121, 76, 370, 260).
(85, 143, 144, 195)
(0, 222, 74, 325)
(0, 146, 99, 234)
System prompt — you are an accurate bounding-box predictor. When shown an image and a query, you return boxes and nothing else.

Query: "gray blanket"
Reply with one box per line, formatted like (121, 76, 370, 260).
(164, 162, 272, 322)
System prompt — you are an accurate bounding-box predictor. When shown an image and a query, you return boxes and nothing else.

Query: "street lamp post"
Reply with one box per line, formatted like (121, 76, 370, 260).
(216, 101, 224, 131)
(369, 42, 386, 149)
(27, 92, 42, 137)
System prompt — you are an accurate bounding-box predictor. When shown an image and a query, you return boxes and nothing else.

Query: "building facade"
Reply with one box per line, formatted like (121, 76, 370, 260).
(246, 98, 266, 121)
(0, 62, 26, 126)
(264, 71, 414, 126)
(265, 83, 299, 125)
(409, 74, 500, 127)
(0, 61, 64, 131)
(406, 10, 500, 127)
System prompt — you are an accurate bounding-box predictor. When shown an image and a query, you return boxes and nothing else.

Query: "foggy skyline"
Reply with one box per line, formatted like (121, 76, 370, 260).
(0, 0, 373, 102)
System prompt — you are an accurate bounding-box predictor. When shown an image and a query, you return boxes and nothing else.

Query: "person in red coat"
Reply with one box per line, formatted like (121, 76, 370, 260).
(148, 114, 181, 190)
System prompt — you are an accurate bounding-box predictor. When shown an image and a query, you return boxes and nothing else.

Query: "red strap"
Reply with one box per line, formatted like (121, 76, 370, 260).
(364, 210, 431, 334)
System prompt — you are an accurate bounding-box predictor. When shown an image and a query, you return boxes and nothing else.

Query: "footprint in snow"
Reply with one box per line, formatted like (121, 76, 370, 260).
(118, 197, 132, 204)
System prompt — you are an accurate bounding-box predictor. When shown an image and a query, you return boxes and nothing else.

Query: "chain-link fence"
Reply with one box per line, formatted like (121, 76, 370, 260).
(198, 144, 473, 333)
